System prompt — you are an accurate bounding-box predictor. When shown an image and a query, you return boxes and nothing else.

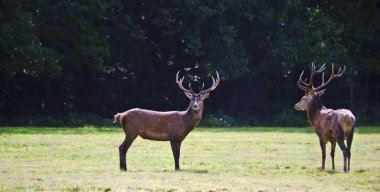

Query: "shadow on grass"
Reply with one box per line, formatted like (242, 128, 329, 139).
(0, 126, 122, 134)
(325, 170, 338, 175)
(198, 126, 380, 133)
(355, 169, 366, 173)
(197, 127, 315, 133)
(177, 169, 209, 174)
(156, 169, 209, 174)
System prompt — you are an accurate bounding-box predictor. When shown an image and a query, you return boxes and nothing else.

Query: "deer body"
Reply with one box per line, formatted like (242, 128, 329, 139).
(309, 108, 355, 141)
(115, 71, 219, 171)
(294, 64, 355, 172)
(115, 105, 203, 141)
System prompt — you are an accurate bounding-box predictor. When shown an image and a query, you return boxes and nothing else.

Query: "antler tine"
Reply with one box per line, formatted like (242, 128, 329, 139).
(201, 71, 220, 94)
(322, 72, 325, 84)
(316, 63, 326, 73)
(176, 71, 193, 93)
(297, 71, 309, 86)
(314, 64, 346, 92)
(297, 80, 308, 91)
(200, 82, 205, 92)
(297, 71, 308, 91)
(188, 82, 194, 93)
(309, 63, 326, 88)
(336, 65, 346, 77)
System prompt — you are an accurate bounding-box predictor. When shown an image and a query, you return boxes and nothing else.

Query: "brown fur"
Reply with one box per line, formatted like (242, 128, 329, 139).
(116, 100, 206, 171)
(295, 64, 355, 172)
(116, 71, 219, 171)
(118, 105, 203, 141)
(297, 94, 356, 172)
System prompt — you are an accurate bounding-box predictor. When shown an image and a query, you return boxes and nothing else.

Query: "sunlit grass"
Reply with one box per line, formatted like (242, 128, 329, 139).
(0, 126, 379, 191)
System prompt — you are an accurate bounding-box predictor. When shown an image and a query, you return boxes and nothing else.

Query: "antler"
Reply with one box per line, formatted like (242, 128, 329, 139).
(297, 71, 308, 92)
(309, 63, 326, 86)
(297, 63, 326, 94)
(200, 71, 220, 94)
(176, 71, 194, 94)
(314, 64, 346, 92)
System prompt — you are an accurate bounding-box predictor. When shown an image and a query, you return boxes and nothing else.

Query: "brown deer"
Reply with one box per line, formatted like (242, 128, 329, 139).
(294, 63, 356, 172)
(114, 71, 220, 171)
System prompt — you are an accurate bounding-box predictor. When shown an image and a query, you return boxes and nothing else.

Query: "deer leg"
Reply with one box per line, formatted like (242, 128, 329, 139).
(330, 141, 336, 170)
(170, 140, 182, 171)
(346, 129, 354, 171)
(319, 139, 327, 170)
(119, 134, 137, 171)
(337, 136, 348, 172)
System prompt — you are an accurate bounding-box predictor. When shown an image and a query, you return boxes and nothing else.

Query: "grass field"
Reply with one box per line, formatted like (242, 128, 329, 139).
(0, 126, 379, 191)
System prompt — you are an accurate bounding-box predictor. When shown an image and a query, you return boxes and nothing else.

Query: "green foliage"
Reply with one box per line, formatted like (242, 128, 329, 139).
(356, 105, 380, 125)
(7, 114, 64, 127)
(65, 112, 111, 127)
(201, 112, 239, 127)
(0, 113, 111, 127)
(4, 106, 380, 127)
(201, 110, 306, 127)
(0, 0, 379, 124)
(201, 111, 260, 127)
(272, 108, 308, 127)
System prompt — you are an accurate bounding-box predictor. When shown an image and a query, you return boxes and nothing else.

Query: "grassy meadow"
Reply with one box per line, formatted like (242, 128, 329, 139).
(0, 126, 379, 191)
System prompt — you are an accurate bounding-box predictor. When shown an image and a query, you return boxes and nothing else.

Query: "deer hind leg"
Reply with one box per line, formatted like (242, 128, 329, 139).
(170, 140, 182, 171)
(319, 139, 327, 170)
(330, 141, 336, 170)
(336, 129, 348, 172)
(346, 128, 355, 171)
(119, 133, 137, 171)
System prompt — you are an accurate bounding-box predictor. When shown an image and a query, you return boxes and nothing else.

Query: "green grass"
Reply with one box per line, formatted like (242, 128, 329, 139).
(0, 126, 379, 191)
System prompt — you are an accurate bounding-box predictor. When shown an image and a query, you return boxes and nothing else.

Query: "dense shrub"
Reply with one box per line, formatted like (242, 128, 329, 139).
(65, 112, 112, 127)
(272, 109, 308, 127)
(9, 115, 64, 126)
(355, 105, 380, 125)
(200, 112, 239, 127)
(1, 105, 379, 127)
(0, 113, 112, 127)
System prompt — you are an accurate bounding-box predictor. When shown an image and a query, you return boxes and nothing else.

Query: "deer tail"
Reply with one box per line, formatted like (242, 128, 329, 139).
(113, 113, 121, 123)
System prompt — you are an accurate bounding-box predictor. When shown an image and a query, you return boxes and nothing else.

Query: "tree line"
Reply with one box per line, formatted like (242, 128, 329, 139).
(0, 0, 379, 126)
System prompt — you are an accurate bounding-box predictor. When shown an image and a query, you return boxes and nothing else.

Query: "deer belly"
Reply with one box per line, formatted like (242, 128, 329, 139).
(138, 129, 169, 141)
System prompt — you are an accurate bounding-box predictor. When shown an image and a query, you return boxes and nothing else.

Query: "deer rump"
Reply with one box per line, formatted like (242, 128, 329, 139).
(314, 108, 356, 141)
(118, 108, 199, 141)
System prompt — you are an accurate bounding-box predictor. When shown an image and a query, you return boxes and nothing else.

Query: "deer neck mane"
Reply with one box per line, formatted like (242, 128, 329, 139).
(306, 95, 324, 127)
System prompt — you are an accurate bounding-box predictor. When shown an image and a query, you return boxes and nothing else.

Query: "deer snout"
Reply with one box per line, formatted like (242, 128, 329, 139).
(294, 104, 300, 110)
(192, 103, 200, 111)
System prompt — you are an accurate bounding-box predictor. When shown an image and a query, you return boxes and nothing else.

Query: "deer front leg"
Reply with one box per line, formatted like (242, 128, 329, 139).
(330, 141, 336, 170)
(170, 140, 182, 171)
(319, 138, 327, 170)
(119, 133, 137, 171)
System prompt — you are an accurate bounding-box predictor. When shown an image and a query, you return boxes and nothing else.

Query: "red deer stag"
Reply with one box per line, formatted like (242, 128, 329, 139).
(294, 63, 355, 172)
(114, 71, 220, 171)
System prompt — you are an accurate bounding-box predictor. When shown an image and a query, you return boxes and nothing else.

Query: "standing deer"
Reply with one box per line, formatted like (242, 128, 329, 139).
(294, 63, 356, 172)
(114, 71, 220, 171)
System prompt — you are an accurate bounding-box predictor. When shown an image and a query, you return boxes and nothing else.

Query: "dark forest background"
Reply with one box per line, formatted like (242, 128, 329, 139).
(1, 0, 379, 127)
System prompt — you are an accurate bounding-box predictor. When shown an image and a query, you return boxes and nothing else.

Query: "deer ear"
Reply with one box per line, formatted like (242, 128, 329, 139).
(316, 89, 325, 96)
(201, 92, 210, 100)
(184, 92, 193, 99)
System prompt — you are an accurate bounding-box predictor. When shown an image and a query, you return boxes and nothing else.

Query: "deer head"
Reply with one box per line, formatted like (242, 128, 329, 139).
(294, 63, 346, 111)
(176, 71, 220, 111)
